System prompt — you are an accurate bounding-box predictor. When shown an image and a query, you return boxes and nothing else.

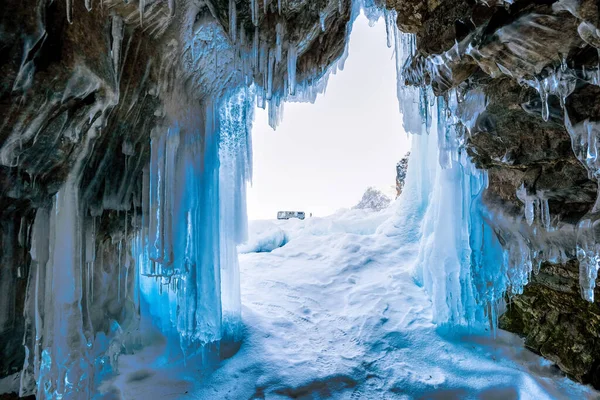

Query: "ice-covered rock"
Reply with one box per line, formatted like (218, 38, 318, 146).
(395, 152, 410, 198)
(353, 187, 391, 211)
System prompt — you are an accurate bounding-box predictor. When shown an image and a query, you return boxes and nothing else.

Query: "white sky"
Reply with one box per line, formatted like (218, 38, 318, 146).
(247, 13, 410, 220)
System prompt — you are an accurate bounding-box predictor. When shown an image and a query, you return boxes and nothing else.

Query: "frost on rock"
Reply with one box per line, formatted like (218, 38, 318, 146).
(353, 187, 391, 211)
(396, 153, 410, 198)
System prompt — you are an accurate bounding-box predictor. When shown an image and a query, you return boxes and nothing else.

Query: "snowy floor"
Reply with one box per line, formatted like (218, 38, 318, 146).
(104, 196, 599, 399)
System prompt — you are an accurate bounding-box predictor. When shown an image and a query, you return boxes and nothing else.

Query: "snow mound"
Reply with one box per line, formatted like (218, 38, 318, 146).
(238, 221, 288, 253)
(103, 199, 597, 399)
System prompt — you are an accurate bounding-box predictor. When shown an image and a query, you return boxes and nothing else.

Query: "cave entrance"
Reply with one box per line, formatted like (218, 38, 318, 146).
(247, 12, 410, 220)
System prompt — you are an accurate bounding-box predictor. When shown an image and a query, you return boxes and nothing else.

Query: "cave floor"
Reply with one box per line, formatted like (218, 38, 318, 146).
(102, 207, 598, 399)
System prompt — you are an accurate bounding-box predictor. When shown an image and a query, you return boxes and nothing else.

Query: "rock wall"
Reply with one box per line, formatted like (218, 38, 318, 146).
(396, 152, 409, 198)
(386, 0, 600, 387)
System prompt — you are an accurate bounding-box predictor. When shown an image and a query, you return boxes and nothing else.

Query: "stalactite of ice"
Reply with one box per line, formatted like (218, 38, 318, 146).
(27, 121, 103, 398)
(66, 0, 73, 24)
(111, 16, 124, 83)
(251, 0, 258, 26)
(218, 88, 254, 340)
(562, 110, 600, 301)
(275, 22, 284, 63)
(139, 103, 222, 358)
(577, 220, 600, 302)
(135, 89, 254, 361)
(287, 43, 297, 96)
(384, 9, 394, 48)
(229, 0, 237, 44)
(391, 18, 425, 136)
(19, 209, 49, 397)
(516, 185, 537, 226)
(413, 95, 505, 328)
(389, 24, 523, 329)
(520, 67, 577, 119)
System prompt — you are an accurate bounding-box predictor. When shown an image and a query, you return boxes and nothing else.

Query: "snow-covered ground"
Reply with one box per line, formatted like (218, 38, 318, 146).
(104, 194, 598, 399)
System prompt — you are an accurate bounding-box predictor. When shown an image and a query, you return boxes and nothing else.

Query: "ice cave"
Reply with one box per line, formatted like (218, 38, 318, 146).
(3, 0, 600, 398)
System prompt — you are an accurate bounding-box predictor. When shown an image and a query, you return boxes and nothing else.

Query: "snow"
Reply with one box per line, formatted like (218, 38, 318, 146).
(101, 197, 598, 399)
(238, 221, 288, 254)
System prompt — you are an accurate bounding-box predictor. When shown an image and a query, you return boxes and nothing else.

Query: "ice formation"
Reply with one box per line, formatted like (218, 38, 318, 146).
(389, 14, 541, 329)
(136, 91, 253, 362)
(8, 1, 364, 398)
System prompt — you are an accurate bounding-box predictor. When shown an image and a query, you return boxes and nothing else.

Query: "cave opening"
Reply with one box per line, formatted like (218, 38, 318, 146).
(248, 13, 409, 220)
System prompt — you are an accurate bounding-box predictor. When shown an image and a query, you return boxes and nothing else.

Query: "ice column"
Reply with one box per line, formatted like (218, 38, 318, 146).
(414, 96, 504, 328)
(390, 26, 506, 328)
(218, 88, 254, 341)
(137, 89, 253, 361)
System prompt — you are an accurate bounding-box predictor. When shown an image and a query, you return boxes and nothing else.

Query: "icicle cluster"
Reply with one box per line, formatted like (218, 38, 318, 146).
(518, 62, 600, 302)
(387, 0, 600, 313)
(390, 18, 537, 330)
(133, 89, 254, 359)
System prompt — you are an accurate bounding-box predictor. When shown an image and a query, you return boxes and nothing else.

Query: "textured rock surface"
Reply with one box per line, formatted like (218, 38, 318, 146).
(388, 0, 600, 387)
(500, 259, 600, 387)
(353, 187, 391, 211)
(395, 152, 409, 198)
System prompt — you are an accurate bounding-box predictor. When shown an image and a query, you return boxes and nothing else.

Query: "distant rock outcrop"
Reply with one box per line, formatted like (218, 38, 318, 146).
(353, 187, 391, 211)
(396, 153, 410, 198)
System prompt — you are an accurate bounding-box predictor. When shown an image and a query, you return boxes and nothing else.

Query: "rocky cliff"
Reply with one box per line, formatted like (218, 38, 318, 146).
(396, 152, 409, 198)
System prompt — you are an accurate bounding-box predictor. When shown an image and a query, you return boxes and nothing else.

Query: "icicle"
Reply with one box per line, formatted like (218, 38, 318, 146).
(275, 22, 284, 63)
(251, 0, 258, 26)
(266, 51, 275, 100)
(287, 44, 297, 96)
(577, 218, 600, 302)
(229, 0, 237, 43)
(516, 184, 537, 226)
(66, 0, 72, 23)
(139, 0, 145, 25)
(85, 0, 92, 11)
(525, 199, 535, 226)
(384, 10, 394, 49)
(540, 199, 551, 231)
(118, 240, 122, 304)
(253, 27, 259, 68)
(320, 11, 326, 32)
(168, 0, 175, 16)
(111, 16, 124, 80)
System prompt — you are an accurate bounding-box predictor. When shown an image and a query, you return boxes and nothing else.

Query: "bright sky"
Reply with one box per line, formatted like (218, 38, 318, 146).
(247, 13, 410, 220)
